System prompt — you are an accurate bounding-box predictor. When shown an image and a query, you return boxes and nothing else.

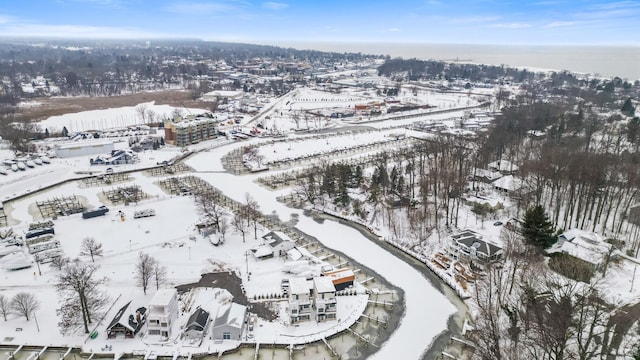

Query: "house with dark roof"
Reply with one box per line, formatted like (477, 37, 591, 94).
(263, 231, 295, 256)
(107, 301, 138, 339)
(211, 302, 247, 340)
(183, 307, 210, 341)
(448, 229, 502, 263)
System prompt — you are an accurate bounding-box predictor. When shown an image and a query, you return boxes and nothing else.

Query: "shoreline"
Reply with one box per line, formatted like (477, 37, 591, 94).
(307, 209, 469, 360)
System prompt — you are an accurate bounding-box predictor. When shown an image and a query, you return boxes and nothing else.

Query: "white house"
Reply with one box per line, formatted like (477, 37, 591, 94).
(211, 302, 247, 340)
(488, 159, 519, 174)
(288, 277, 312, 323)
(547, 229, 613, 270)
(147, 288, 179, 339)
(492, 175, 524, 195)
(448, 229, 503, 263)
(263, 231, 295, 256)
(313, 277, 337, 322)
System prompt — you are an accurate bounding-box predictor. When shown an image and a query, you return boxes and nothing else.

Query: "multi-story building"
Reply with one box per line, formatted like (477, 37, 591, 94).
(164, 114, 218, 147)
(288, 277, 312, 323)
(313, 277, 337, 322)
(147, 288, 179, 339)
(448, 229, 503, 264)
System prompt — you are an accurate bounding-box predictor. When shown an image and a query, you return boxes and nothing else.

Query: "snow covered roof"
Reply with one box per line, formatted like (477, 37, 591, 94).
(251, 244, 274, 259)
(314, 277, 336, 294)
(487, 160, 519, 173)
(550, 229, 612, 266)
(212, 303, 246, 330)
(289, 277, 312, 295)
(287, 246, 313, 261)
(150, 288, 177, 307)
(106, 301, 135, 332)
(263, 231, 294, 247)
(492, 175, 523, 192)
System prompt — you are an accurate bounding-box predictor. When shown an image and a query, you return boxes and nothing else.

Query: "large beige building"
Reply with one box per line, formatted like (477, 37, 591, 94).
(164, 114, 218, 147)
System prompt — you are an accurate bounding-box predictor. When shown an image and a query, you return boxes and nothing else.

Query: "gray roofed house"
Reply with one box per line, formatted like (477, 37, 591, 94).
(449, 229, 502, 263)
(211, 302, 247, 341)
(263, 231, 295, 256)
(183, 307, 210, 341)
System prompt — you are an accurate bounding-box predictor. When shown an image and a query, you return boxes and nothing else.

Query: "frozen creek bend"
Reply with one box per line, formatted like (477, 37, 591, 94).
(187, 145, 458, 359)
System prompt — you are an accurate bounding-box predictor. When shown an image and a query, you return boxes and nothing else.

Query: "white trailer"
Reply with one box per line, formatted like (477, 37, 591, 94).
(34, 248, 64, 263)
(134, 209, 156, 219)
(28, 239, 61, 254)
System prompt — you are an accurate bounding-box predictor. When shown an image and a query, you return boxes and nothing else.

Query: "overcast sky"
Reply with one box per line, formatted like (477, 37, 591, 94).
(0, 0, 638, 46)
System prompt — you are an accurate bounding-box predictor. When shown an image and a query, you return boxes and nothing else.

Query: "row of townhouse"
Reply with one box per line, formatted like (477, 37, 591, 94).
(288, 276, 337, 323)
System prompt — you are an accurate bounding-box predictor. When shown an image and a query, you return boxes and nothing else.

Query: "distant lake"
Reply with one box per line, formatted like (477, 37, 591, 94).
(275, 41, 640, 81)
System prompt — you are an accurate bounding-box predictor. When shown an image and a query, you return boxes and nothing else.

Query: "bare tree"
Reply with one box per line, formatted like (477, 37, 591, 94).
(233, 212, 247, 242)
(219, 217, 229, 241)
(197, 191, 224, 232)
(56, 261, 109, 334)
(135, 103, 149, 123)
(152, 262, 168, 291)
(11, 292, 39, 321)
(51, 256, 70, 271)
(244, 193, 260, 239)
(0, 294, 10, 321)
(135, 252, 157, 294)
(79, 237, 103, 262)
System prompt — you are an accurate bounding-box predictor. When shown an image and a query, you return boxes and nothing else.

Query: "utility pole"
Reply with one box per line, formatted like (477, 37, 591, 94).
(34, 312, 40, 332)
(631, 265, 637, 292)
(245, 251, 250, 281)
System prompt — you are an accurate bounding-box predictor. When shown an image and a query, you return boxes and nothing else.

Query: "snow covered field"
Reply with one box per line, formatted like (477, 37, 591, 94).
(37, 101, 208, 133)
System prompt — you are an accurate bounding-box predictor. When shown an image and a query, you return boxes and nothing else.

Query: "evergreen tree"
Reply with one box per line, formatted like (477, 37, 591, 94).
(62, 126, 69, 137)
(622, 98, 636, 117)
(522, 205, 555, 249)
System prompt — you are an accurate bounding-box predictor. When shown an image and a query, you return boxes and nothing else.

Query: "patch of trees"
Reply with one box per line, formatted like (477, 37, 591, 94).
(0, 293, 40, 321)
(56, 261, 109, 334)
(470, 229, 621, 359)
(0, 39, 380, 100)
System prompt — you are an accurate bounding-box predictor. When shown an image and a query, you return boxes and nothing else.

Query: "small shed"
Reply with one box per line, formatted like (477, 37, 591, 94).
(211, 303, 247, 340)
(183, 307, 210, 341)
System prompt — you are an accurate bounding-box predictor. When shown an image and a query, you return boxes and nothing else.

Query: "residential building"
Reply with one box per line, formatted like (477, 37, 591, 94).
(288, 277, 312, 323)
(164, 114, 218, 147)
(263, 231, 295, 256)
(313, 277, 337, 322)
(321, 268, 355, 291)
(90, 149, 139, 165)
(147, 288, 179, 339)
(211, 302, 247, 340)
(183, 307, 210, 341)
(106, 301, 136, 339)
(547, 229, 614, 271)
(448, 230, 503, 263)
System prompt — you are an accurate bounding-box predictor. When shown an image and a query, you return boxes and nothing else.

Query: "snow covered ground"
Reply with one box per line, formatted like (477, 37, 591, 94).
(0, 128, 459, 360)
(36, 101, 208, 133)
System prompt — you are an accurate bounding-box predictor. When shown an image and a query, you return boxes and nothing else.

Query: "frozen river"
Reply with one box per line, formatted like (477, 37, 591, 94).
(187, 143, 459, 359)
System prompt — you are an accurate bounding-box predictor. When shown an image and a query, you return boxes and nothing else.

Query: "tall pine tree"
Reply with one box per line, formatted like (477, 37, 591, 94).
(522, 205, 555, 249)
